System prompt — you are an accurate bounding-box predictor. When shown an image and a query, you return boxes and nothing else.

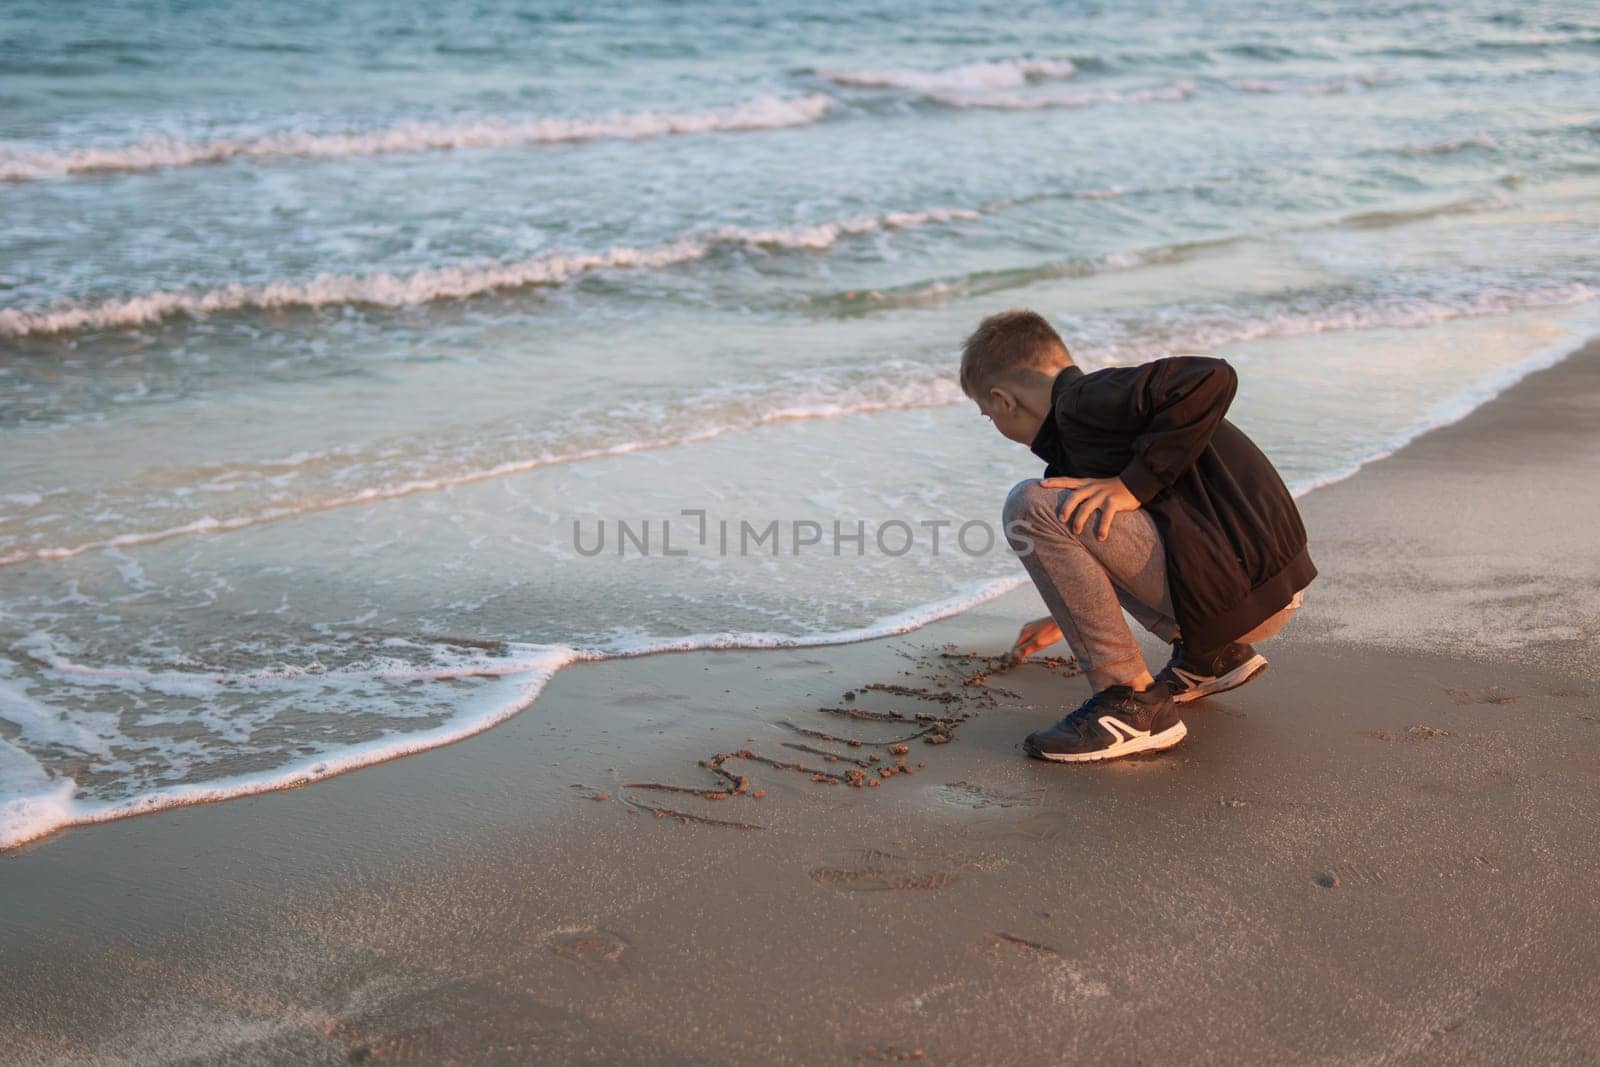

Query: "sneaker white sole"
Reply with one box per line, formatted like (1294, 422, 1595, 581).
(1171, 654, 1269, 704)
(1031, 720, 1188, 763)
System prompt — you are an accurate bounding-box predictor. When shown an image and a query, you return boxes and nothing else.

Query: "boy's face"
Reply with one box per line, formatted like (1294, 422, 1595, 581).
(974, 385, 1044, 446)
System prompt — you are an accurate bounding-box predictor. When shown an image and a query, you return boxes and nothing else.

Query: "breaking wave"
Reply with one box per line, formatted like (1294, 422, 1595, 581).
(1335, 191, 1512, 229)
(816, 57, 1077, 93)
(1226, 72, 1390, 95)
(0, 206, 980, 337)
(0, 94, 833, 182)
(1399, 132, 1500, 156)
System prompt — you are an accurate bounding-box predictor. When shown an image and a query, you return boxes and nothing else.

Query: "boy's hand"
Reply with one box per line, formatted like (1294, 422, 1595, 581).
(1011, 615, 1063, 660)
(1040, 475, 1140, 541)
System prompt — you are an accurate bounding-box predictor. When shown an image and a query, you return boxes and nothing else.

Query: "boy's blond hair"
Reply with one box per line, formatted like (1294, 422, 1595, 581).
(959, 309, 1073, 398)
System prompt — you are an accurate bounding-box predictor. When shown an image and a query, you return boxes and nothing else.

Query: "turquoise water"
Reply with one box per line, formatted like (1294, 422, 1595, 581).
(2, 0, 1598, 846)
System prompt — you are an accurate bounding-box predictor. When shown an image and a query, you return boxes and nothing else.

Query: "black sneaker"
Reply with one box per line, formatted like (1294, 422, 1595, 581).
(1023, 686, 1187, 762)
(1154, 640, 1268, 704)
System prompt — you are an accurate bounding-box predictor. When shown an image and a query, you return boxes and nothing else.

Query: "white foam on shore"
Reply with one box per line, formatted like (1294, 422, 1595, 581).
(0, 95, 833, 182)
(0, 575, 1025, 852)
(597, 575, 1029, 658)
(0, 643, 583, 852)
(1120, 282, 1599, 360)
(1287, 305, 1600, 498)
(0, 206, 979, 338)
(931, 80, 1195, 110)
(817, 58, 1077, 94)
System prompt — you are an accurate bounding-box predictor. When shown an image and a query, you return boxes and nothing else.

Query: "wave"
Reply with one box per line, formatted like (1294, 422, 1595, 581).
(1471, 33, 1600, 56)
(0, 369, 968, 567)
(808, 235, 1234, 312)
(0, 205, 980, 338)
(704, 206, 979, 251)
(1220, 43, 1311, 62)
(0, 641, 583, 852)
(1399, 132, 1500, 156)
(1226, 72, 1389, 95)
(930, 80, 1194, 110)
(0, 574, 1025, 851)
(817, 268, 1595, 368)
(0, 94, 833, 182)
(816, 57, 1077, 94)
(1094, 282, 1598, 365)
(1335, 191, 1511, 229)
(1286, 307, 1600, 496)
(818, 189, 1536, 315)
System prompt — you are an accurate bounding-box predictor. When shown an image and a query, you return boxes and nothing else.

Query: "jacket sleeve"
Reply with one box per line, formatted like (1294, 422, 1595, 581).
(1063, 356, 1238, 504)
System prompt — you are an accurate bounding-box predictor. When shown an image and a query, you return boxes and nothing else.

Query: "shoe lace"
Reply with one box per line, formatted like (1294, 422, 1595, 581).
(1051, 688, 1132, 739)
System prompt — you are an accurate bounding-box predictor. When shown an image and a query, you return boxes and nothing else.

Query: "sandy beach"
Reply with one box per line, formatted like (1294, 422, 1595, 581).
(5, 5, 1598, 1062)
(2, 333, 1596, 1064)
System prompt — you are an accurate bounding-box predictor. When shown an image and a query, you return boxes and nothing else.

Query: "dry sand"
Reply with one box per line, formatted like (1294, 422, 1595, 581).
(3, 339, 1599, 1064)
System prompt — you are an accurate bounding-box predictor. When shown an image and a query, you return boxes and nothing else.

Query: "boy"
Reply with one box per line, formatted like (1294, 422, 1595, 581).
(962, 310, 1315, 762)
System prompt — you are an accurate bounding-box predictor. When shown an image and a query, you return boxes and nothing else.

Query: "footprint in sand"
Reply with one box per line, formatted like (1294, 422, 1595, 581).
(549, 928, 629, 964)
(1313, 861, 1385, 888)
(1370, 724, 1451, 741)
(1445, 686, 1517, 706)
(927, 780, 1044, 811)
(612, 689, 690, 707)
(810, 848, 961, 892)
(769, 656, 832, 671)
(990, 933, 1110, 1000)
(855, 1043, 927, 1061)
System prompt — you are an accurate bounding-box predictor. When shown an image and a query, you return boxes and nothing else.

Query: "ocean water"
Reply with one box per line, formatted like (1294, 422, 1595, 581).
(2, 0, 1597, 848)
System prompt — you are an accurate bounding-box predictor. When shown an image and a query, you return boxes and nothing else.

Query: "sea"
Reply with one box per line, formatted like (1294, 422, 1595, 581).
(2, 0, 1597, 848)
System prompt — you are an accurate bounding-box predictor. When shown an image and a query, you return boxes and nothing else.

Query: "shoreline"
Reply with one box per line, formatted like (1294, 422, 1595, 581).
(4, 334, 1600, 1062)
(5, 308, 1598, 854)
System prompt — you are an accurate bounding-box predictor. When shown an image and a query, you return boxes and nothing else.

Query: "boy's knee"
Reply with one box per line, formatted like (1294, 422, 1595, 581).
(1003, 479, 1066, 555)
(1002, 479, 1056, 526)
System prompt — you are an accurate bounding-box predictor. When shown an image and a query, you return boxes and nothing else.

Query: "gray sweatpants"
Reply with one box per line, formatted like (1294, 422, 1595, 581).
(1003, 479, 1301, 692)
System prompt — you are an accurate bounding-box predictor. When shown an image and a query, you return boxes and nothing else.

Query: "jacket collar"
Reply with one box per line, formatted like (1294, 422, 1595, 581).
(1028, 365, 1081, 463)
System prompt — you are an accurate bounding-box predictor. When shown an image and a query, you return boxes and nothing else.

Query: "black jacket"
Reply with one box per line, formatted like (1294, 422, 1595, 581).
(1029, 358, 1316, 652)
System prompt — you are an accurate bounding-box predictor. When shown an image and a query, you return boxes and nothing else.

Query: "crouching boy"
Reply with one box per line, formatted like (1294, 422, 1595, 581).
(962, 310, 1315, 762)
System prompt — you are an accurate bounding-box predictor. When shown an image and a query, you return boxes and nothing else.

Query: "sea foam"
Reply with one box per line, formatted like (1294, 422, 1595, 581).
(0, 642, 583, 852)
(0, 206, 980, 338)
(0, 94, 833, 182)
(0, 575, 1025, 851)
(1226, 72, 1390, 95)
(817, 58, 1078, 94)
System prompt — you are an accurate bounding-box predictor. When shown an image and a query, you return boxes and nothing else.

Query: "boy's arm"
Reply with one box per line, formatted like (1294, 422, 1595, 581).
(1067, 356, 1238, 504)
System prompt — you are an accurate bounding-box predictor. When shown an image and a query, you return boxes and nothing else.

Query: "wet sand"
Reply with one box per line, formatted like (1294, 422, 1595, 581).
(4, 339, 1600, 1064)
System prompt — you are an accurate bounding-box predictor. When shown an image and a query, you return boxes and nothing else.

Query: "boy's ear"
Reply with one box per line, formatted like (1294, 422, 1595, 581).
(987, 384, 1016, 413)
